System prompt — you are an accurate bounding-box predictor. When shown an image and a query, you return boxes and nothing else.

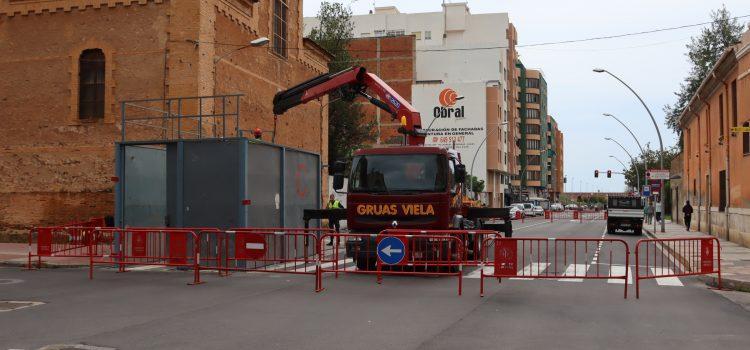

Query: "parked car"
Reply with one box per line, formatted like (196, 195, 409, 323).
(565, 204, 579, 210)
(510, 203, 534, 217)
(508, 205, 523, 219)
(551, 203, 564, 211)
(532, 205, 544, 216)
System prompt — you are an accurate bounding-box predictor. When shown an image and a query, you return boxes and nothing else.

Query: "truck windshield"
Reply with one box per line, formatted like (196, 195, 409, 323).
(608, 197, 643, 209)
(350, 154, 447, 193)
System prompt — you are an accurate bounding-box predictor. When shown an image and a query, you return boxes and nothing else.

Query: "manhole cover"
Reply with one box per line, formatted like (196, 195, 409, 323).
(0, 278, 24, 285)
(0, 300, 44, 312)
(38, 345, 116, 350)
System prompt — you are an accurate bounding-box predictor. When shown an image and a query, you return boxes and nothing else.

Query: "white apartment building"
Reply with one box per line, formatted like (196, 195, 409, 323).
(305, 2, 516, 207)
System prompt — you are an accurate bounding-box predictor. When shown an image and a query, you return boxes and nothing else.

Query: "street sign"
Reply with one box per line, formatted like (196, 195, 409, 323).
(700, 239, 714, 273)
(377, 236, 407, 265)
(647, 169, 670, 180)
(494, 239, 517, 276)
(730, 126, 750, 133)
(235, 233, 266, 260)
(642, 185, 651, 197)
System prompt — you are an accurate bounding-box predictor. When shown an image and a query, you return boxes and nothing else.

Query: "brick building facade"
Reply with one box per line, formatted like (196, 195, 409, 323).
(0, 0, 331, 235)
(348, 35, 415, 146)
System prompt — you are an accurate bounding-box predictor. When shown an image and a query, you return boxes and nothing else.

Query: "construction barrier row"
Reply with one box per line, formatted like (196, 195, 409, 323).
(26, 227, 721, 298)
(545, 210, 607, 222)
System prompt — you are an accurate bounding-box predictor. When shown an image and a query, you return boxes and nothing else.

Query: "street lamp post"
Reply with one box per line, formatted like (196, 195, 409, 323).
(469, 121, 509, 202)
(595, 68, 665, 232)
(605, 137, 640, 193)
(603, 112, 647, 193)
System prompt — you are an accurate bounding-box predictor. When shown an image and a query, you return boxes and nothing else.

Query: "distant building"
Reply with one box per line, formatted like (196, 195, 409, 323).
(676, 29, 750, 247)
(514, 64, 556, 200)
(547, 115, 564, 201)
(0, 0, 331, 233)
(306, 2, 520, 207)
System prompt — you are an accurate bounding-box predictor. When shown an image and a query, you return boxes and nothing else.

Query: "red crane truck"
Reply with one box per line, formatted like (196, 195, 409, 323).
(273, 66, 511, 270)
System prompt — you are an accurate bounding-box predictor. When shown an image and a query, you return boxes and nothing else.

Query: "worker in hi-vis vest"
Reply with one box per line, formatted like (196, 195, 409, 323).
(326, 194, 344, 245)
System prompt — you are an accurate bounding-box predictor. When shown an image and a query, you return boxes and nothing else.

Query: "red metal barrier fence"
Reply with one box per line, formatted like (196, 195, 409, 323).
(480, 237, 630, 298)
(28, 226, 100, 269)
(380, 229, 501, 266)
(318, 232, 465, 295)
(89, 228, 202, 284)
(549, 210, 577, 222)
(579, 211, 607, 222)
(635, 237, 721, 298)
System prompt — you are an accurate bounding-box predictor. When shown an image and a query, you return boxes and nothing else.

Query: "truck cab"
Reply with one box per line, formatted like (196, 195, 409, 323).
(606, 195, 644, 235)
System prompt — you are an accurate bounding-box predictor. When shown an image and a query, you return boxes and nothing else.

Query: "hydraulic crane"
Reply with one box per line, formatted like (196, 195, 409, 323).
(274, 66, 511, 270)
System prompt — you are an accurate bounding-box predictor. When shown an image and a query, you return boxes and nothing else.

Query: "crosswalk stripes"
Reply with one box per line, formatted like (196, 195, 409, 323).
(464, 263, 682, 288)
(650, 267, 684, 286)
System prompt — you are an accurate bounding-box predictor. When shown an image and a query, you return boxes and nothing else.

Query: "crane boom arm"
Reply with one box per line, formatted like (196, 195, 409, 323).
(272, 66, 426, 145)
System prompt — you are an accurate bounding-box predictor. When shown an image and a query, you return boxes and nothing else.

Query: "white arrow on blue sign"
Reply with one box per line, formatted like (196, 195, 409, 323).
(643, 185, 651, 197)
(377, 236, 406, 265)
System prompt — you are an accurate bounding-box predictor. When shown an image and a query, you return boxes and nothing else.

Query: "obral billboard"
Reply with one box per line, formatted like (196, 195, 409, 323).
(412, 82, 487, 184)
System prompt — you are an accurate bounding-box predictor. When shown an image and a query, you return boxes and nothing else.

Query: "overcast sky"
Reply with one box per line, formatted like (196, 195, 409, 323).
(303, 0, 750, 193)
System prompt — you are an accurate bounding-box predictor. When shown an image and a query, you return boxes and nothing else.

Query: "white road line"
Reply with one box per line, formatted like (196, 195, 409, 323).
(320, 258, 353, 270)
(466, 266, 494, 279)
(607, 265, 632, 285)
(650, 267, 684, 286)
(510, 262, 551, 280)
(129, 265, 164, 271)
(558, 264, 588, 282)
(514, 221, 551, 231)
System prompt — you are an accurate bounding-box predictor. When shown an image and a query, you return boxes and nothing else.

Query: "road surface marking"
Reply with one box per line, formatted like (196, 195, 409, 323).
(514, 221, 551, 230)
(129, 265, 164, 271)
(650, 267, 684, 286)
(558, 264, 589, 282)
(510, 262, 551, 280)
(607, 265, 632, 284)
(465, 266, 493, 279)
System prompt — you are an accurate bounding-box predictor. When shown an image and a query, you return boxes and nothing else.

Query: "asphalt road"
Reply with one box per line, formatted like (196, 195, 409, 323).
(2, 216, 749, 350)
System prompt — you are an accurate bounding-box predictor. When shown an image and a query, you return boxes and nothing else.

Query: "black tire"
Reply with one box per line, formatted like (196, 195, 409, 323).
(355, 252, 376, 271)
(634, 227, 643, 235)
(607, 227, 615, 235)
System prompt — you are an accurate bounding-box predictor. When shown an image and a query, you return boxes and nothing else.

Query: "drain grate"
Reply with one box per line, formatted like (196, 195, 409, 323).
(0, 300, 44, 312)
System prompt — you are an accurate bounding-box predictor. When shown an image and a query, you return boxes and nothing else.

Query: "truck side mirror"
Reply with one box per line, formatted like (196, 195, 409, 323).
(455, 164, 467, 184)
(329, 160, 346, 175)
(333, 174, 345, 190)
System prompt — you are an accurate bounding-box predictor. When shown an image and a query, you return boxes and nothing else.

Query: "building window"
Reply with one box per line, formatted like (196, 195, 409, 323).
(526, 93, 539, 103)
(526, 78, 540, 89)
(743, 121, 750, 155)
(731, 80, 738, 127)
(386, 29, 405, 36)
(273, 0, 288, 57)
(527, 171, 541, 181)
(526, 124, 540, 134)
(527, 155, 540, 165)
(411, 31, 421, 40)
(527, 108, 540, 119)
(527, 139, 540, 150)
(78, 49, 105, 120)
(374, 30, 385, 37)
(425, 31, 431, 40)
(361, 32, 371, 37)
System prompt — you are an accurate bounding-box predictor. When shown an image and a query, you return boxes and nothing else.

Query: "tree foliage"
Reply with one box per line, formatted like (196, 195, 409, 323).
(308, 2, 375, 165)
(621, 144, 680, 190)
(465, 175, 485, 197)
(663, 6, 745, 135)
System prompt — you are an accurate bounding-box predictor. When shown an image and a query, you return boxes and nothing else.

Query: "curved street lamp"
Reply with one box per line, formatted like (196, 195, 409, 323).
(469, 121, 509, 201)
(595, 68, 665, 232)
(605, 137, 640, 192)
(603, 112, 647, 192)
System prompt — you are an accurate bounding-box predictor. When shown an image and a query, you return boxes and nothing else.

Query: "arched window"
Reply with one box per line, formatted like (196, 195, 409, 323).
(78, 49, 105, 120)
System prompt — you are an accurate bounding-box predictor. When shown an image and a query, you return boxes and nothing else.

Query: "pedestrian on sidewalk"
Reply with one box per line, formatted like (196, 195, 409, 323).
(655, 201, 663, 223)
(643, 201, 651, 224)
(683, 200, 694, 231)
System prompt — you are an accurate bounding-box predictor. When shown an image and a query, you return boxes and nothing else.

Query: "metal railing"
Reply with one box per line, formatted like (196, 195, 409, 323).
(120, 94, 243, 142)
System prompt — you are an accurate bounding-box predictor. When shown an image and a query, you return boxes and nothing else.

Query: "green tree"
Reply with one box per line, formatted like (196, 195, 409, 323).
(308, 2, 375, 165)
(465, 175, 485, 198)
(622, 144, 680, 190)
(664, 6, 745, 135)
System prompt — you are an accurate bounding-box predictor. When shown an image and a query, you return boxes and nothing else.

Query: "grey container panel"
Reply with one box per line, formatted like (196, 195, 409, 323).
(245, 142, 282, 228)
(181, 140, 242, 229)
(283, 150, 320, 257)
(123, 145, 167, 227)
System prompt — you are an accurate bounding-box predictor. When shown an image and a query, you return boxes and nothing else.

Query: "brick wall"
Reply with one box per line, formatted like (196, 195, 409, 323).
(0, 0, 330, 234)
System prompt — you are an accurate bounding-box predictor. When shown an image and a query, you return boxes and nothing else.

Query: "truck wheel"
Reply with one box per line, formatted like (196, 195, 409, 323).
(634, 227, 643, 235)
(607, 227, 615, 235)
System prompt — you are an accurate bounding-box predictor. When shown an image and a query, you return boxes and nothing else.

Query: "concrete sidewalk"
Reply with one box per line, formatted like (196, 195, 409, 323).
(645, 220, 750, 292)
(0, 243, 89, 268)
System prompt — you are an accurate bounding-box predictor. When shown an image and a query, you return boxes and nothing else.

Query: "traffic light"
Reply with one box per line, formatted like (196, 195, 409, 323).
(594, 170, 599, 178)
(607, 170, 612, 178)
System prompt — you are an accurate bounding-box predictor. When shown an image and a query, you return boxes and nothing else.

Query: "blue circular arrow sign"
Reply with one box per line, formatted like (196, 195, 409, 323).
(377, 236, 406, 265)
